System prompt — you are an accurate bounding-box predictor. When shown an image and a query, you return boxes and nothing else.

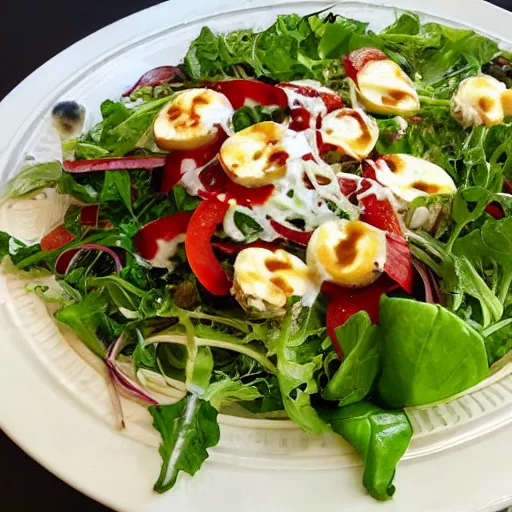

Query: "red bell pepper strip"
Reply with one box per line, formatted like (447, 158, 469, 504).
(40, 225, 75, 252)
(122, 66, 185, 96)
(343, 47, 388, 84)
(80, 205, 99, 227)
(212, 240, 280, 255)
(358, 178, 404, 237)
(161, 131, 226, 193)
(134, 211, 192, 261)
(270, 220, 313, 246)
(63, 156, 166, 173)
(325, 276, 398, 359)
(185, 200, 231, 295)
(209, 80, 288, 109)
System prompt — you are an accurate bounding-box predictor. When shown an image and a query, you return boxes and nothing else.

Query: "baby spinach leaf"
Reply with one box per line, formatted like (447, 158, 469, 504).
(319, 402, 412, 500)
(377, 297, 488, 408)
(322, 311, 380, 406)
(1, 161, 62, 199)
(149, 394, 220, 493)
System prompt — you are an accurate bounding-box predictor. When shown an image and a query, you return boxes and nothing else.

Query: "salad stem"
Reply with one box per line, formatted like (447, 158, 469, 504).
(418, 96, 451, 107)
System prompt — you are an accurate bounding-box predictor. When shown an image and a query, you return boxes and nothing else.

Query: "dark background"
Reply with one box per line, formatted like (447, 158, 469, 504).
(1, 0, 511, 510)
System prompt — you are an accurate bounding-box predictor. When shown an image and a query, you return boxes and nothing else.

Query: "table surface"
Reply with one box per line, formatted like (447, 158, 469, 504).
(1, 0, 512, 511)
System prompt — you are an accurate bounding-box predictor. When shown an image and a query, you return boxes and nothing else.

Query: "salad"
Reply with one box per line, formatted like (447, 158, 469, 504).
(1, 9, 512, 501)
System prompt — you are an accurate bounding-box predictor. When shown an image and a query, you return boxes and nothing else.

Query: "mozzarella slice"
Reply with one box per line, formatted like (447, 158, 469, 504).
(451, 74, 506, 127)
(307, 219, 387, 288)
(232, 247, 316, 315)
(153, 88, 233, 150)
(219, 121, 310, 188)
(373, 154, 456, 203)
(353, 59, 420, 116)
(320, 108, 379, 160)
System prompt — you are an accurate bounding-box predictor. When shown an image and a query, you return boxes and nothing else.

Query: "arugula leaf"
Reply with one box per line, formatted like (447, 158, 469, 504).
(270, 300, 328, 434)
(54, 290, 110, 358)
(377, 297, 488, 408)
(233, 211, 263, 242)
(149, 394, 220, 493)
(484, 315, 512, 364)
(455, 215, 512, 304)
(80, 97, 171, 157)
(100, 170, 133, 213)
(57, 173, 99, 203)
(1, 162, 62, 198)
(319, 402, 412, 501)
(322, 311, 380, 406)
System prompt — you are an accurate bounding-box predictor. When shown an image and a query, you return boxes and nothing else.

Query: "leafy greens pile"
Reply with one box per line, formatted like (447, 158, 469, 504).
(1, 10, 512, 502)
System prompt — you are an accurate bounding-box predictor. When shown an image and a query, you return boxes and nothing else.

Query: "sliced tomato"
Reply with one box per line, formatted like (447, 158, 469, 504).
(185, 200, 231, 295)
(134, 211, 192, 260)
(325, 276, 397, 359)
(161, 131, 226, 194)
(343, 47, 388, 84)
(212, 240, 280, 255)
(40, 225, 76, 252)
(209, 80, 288, 109)
(270, 220, 313, 246)
(197, 161, 274, 206)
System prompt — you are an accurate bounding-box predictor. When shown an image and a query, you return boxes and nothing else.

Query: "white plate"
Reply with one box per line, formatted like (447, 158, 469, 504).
(0, 1, 511, 510)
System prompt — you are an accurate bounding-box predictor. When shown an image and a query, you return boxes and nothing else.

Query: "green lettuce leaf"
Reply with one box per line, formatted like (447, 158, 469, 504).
(270, 300, 328, 434)
(1, 162, 62, 198)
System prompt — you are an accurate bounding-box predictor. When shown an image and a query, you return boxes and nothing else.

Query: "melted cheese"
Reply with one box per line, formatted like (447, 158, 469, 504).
(320, 108, 379, 160)
(232, 247, 317, 315)
(154, 88, 233, 150)
(354, 59, 420, 115)
(373, 154, 456, 202)
(307, 219, 387, 288)
(451, 74, 506, 127)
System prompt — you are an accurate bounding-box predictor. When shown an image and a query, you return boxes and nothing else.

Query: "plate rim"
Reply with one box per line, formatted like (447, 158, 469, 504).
(1, 1, 512, 510)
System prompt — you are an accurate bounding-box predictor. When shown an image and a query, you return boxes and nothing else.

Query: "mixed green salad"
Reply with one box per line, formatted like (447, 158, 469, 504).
(2, 9, 512, 501)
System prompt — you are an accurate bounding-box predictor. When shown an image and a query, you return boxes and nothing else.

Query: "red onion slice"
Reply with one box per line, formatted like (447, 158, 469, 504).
(106, 334, 159, 406)
(412, 258, 434, 304)
(55, 244, 123, 275)
(122, 66, 186, 96)
(63, 156, 166, 173)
